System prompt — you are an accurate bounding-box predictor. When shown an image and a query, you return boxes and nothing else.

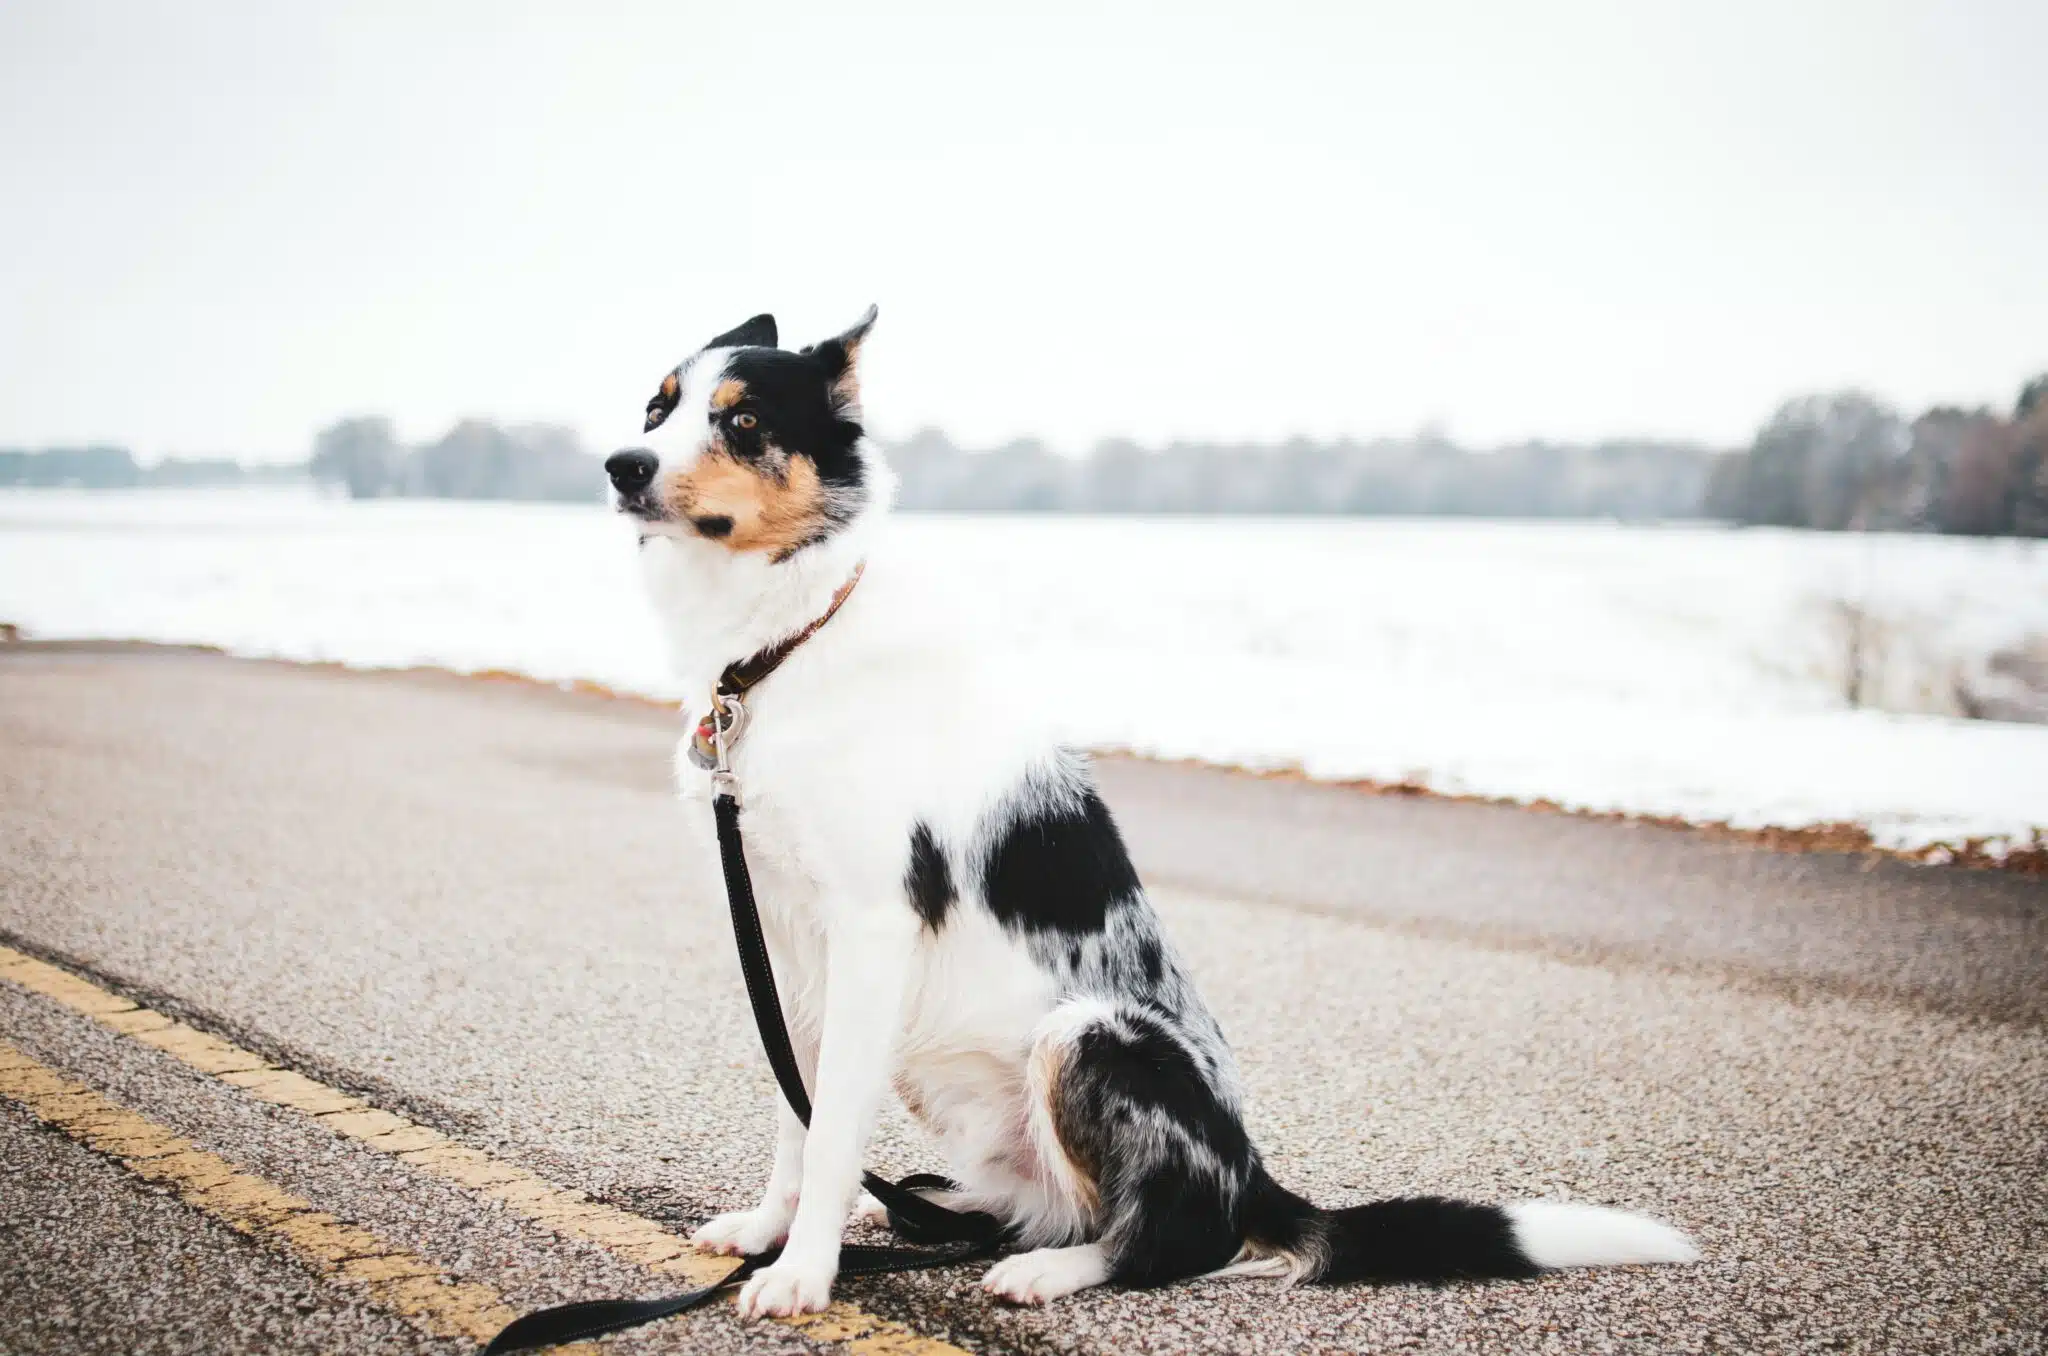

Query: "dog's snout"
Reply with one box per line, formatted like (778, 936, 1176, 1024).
(606, 449, 658, 495)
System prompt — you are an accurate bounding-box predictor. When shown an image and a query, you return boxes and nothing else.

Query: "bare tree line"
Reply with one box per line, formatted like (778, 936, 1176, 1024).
(8, 373, 2045, 538)
(304, 417, 594, 502)
(0, 447, 298, 488)
(1706, 376, 2048, 536)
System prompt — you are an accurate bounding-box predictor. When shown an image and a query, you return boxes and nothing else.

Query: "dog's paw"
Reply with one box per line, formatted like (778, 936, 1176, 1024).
(690, 1208, 790, 1257)
(981, 1246, 1110, 1306)
(735, 1255, 835, 1320)
(851, 1191, 890, 1227)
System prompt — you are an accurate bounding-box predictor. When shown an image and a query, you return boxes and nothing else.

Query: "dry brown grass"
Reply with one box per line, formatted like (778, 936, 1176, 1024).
(1111, 754, 2048, 877)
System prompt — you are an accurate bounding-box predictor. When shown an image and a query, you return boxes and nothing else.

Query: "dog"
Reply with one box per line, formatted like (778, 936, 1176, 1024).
(604, 308, 1699, 1320)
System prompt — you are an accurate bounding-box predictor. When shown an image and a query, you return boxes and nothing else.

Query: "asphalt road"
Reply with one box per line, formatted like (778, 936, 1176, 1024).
(2, 646, 2043, 1355)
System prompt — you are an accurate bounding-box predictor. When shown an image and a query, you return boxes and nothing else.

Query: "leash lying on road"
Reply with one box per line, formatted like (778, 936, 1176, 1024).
(484, 568, 1005, 1355)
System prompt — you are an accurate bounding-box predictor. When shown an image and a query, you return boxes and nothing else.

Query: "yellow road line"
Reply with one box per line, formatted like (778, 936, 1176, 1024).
(0, 943, 973, 1356)
(0, 1037, 538, 1346)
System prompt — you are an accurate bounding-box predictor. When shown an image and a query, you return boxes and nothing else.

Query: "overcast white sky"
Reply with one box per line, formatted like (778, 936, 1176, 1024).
(2, 1, 2043, 461)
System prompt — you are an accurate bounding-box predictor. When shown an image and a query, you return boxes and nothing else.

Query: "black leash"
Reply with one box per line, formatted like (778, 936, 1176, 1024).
(706, 792, 1006, 1251)
(483, 606, 1004, 1351)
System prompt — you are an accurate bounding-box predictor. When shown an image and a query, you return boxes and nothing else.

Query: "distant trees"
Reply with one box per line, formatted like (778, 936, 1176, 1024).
(145, 457, 258, 487)
(0, 447, 290, 488)
(0, 445, 141, 487)
(3, 423, 603, 501)
(1708, 376, 2048, 536)
(290, 390, 2048, 532)
(309, 417, 402, 499)
(2014, 404, 2048, 538)
(1705, 393, 1906, 529)
(412, 421, 596, 500)
(308, 418, 600, 502)
(19, 372, 2048, 537)
(2018, 375, 2048, 420)
(888, 430, 1720, 520)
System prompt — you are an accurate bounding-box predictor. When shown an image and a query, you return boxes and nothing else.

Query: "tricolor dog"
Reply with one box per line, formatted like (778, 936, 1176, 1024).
(605, 309, 1698, 1320)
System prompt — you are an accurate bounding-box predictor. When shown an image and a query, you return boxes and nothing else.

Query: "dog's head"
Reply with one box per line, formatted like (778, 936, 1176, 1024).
(606, 307, 877, 560)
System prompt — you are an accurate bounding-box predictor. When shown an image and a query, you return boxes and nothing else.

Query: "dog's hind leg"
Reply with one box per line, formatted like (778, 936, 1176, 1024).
(982, 1243, 1112, 1305)
(983, 998, 1251, 1305)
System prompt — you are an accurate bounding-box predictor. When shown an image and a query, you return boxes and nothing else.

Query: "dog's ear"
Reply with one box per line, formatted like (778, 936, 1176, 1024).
(707, 314, 777, 350)
(803, 304, 877, 408)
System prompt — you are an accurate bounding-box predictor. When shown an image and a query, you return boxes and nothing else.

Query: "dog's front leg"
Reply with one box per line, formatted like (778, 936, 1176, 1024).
(691, 1096, 806, 1256)
(735, 905, 916, 1320)
(692, 947, 818, 1258)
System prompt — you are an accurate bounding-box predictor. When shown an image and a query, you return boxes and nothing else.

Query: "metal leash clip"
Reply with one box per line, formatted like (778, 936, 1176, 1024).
(707, 690, 746, 800)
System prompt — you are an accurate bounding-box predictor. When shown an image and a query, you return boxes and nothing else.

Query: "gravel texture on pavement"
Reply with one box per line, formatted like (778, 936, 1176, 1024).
(2, 647, 2044, 1355)
(0, 982, 822, 1356)
(1094, 755, 2048, 1028)
(0, 1101, 443, 1356)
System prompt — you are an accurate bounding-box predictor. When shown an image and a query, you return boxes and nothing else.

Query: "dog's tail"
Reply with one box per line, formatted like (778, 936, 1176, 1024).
(1231, 1168, 1698, 1285)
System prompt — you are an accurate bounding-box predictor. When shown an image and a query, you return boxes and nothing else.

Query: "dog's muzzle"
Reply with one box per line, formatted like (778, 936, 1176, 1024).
(605, 449, 658, 497)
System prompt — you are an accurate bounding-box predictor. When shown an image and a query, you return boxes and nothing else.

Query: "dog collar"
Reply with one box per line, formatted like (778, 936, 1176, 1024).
(687, 562, 866, 779)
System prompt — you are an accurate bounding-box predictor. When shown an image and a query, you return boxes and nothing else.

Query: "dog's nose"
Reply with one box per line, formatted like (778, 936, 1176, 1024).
(605, 449, 658, 495)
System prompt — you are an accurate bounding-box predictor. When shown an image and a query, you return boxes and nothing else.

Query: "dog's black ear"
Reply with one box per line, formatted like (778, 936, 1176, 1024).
(802, 305, 877, 407)
(707, 314, 777, 350)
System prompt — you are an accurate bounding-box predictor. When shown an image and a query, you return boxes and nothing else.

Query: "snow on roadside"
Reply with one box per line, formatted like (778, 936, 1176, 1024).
(2, 487, 2043, 860)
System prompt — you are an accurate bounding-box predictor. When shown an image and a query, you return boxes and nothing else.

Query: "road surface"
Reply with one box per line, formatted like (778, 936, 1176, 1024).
(2, 646, 2043, 1355)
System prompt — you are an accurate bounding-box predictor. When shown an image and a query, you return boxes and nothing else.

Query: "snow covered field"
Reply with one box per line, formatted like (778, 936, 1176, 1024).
(3, 487, 2044, 859)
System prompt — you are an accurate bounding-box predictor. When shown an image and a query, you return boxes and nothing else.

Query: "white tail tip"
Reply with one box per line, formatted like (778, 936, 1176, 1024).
(1505, 1200, 1701, 1269)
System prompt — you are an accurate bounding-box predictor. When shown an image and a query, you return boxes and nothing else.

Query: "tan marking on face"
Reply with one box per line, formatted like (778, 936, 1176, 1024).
(710, 378, 746, 411)
(658, 444, 829, 557)
(659, 372, 679, 401)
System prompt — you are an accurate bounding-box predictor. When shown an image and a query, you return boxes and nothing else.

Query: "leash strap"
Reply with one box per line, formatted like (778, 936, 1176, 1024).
(480, 792, 1001, 1354)
(711, 793, 1004, 1243)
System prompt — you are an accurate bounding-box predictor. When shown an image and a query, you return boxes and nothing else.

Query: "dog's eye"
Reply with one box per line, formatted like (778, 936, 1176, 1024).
(732, 412, 758, 431)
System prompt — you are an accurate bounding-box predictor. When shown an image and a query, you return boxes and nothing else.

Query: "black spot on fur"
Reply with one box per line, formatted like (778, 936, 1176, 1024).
(1133, 996, 1176, 1028)
(904, 823, 955, 932)
(978, 787, 1142, 937)
(1088, 1013, 1248, 1163)
(1135, 937, 1164, 984)
(1114, 1161, 1243, 1287)
(1052, 1012, 1251, 1287)
(716, 347, 867, 491)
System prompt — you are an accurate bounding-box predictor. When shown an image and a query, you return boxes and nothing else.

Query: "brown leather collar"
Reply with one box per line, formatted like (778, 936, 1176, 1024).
(688, 563, 866, 774)
(716, 562, 866, 701)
